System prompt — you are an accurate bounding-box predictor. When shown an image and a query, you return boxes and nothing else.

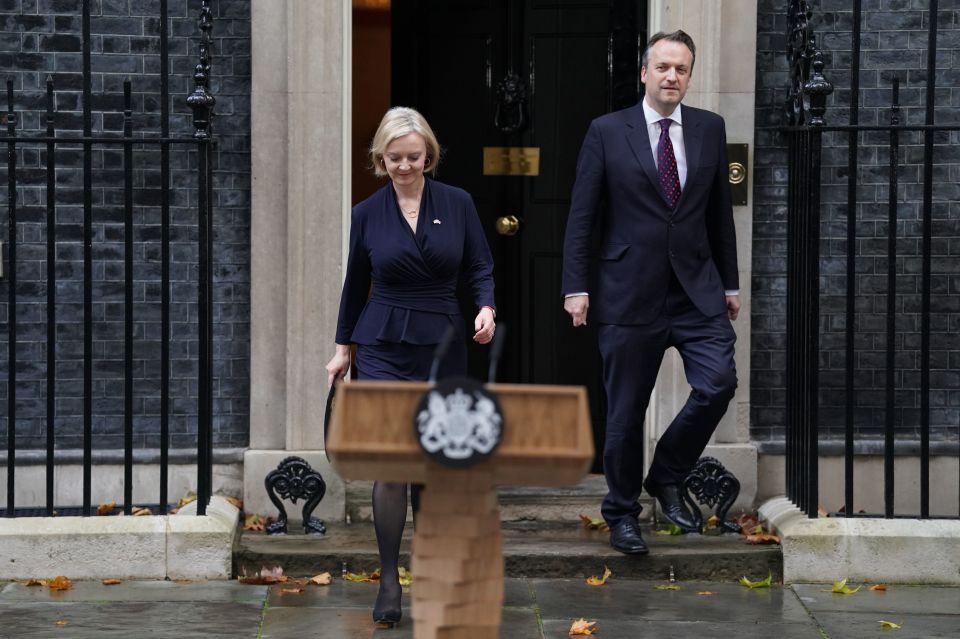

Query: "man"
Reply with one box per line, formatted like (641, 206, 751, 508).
(562, 31, 739, 555)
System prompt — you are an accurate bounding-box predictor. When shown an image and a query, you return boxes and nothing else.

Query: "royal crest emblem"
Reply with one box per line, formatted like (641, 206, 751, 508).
(414, 377, 504, 467)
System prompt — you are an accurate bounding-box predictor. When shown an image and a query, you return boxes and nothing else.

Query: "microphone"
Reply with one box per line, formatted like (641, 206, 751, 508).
(428, 324, 457, 383)
(487, 323, 506, 383)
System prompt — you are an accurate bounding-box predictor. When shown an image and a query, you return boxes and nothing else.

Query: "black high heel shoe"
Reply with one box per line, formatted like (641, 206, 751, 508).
(372, 580, 402, 628)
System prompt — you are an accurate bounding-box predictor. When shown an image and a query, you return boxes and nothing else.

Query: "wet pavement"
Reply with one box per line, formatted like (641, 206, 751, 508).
(1, 577, 957, 638)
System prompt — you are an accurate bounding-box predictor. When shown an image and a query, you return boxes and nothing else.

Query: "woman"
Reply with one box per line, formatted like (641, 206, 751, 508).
(325, 106, 496, 628)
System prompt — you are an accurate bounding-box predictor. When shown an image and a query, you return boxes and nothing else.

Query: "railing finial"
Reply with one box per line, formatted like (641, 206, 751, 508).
(785, 0, 833, 126)
(186, 0, 215, 139)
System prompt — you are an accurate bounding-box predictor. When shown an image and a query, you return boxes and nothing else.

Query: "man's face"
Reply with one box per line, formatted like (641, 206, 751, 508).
(640, 39, 694, 116)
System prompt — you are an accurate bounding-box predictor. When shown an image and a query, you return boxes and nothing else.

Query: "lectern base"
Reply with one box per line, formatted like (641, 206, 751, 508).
(411, 466, 504, 639)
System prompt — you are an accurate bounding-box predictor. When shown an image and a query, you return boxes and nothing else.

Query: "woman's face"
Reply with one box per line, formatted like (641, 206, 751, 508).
(382, 133, 428, 187)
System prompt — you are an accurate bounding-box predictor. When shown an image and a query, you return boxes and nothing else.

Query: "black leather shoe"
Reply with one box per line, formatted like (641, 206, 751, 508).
(372, 580, 402, 628)
(609, 517, 649, 555)
(644, 480, 699, 534)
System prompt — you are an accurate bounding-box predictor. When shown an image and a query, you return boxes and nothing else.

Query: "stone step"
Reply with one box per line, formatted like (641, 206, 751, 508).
(345, 475, 656, 524)
(234, 522, 782, 583)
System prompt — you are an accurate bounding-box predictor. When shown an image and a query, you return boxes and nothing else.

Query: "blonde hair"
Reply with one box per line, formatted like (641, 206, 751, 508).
(369, 106, 441, 177)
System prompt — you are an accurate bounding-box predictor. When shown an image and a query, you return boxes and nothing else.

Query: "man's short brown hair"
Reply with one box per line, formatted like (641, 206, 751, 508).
(641, 30, 696, 71)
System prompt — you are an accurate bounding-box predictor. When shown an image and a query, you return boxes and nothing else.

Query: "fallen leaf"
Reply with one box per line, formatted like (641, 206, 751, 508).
(586, 566, 612, 586)
(654, 524, 684, 536)
(569, 618, 597, 636)
(239, 575, 281, 585)
(97, 501, 116, 516)
(343, 571, 376, 583)
(739, 572, 773, 589)
(280, 587, 304, 594)
(398, 567, 412, 587)
(47, 576, 73, 591)
(174, 579, 193, 585)
(878, 620, 901, 629)
(243, 513, 273, 532)
(177, 494, 197, 508)
(23, 579, 43, 587)
(745, 532, 781, 545)
(830, 578, 861, 595)
(131, 506, 153, 517)
(734, 512, 760, 534)
(697, 591, 716, 596)
(370, 568, 381, 581)
(239, 566, 288, 585)
(578, 514, 610, 532)
(749, 524, 764, 534)
(704, 515, 720, 530)
(55, 620, 69, 626)
(870, 584, 888, 592)
(309, 573, 332, 586)
(224, 496, 243, 510)
(654, 584, 681, 591)
(101, 579, 122, 586)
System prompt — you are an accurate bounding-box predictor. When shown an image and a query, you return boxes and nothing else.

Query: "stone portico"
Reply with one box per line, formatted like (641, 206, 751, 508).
(242, 0, 761, 522)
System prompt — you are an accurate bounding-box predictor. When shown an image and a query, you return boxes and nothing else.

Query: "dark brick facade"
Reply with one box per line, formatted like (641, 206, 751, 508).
(753, 0, 960, 447)
(0, 0, 250, 450)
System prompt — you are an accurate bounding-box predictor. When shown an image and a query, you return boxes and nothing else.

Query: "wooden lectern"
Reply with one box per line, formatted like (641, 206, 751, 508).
(327, 380, 593, 638)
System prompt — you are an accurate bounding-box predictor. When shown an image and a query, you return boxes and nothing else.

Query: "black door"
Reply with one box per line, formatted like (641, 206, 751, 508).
(393, 0, 646, 471)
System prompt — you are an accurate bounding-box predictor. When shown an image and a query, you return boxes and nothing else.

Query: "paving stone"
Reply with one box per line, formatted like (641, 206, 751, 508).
(264, 578, 534, 613)
(541, 619, 820, 639)
(258, 606, 541, 639)
(0, 579, 267, 603)
(266, 579, 385, 609)
(532, 579, 811, 624)
(815, 611, 960, 639)
(791, 583, 960, 615)
(0, 601, 263, 638)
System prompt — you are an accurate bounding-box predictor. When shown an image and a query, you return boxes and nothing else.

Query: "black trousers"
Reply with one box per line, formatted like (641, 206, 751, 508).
(597, 276, 737, 526)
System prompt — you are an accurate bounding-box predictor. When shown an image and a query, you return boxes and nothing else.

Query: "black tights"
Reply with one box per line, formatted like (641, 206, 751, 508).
(372, 481, 421, 614)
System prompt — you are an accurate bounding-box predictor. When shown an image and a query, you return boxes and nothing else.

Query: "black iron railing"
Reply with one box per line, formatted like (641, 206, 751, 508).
(781, 0, 960, 519)
(0, 0, 216, 517)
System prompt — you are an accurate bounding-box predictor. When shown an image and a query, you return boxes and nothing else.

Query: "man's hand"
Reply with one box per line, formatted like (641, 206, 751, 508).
(564, 294, 589, 327)
(726, 295, 740, 321)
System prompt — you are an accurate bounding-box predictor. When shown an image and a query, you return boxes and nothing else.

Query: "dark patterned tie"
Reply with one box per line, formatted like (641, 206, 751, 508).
(657, 119, 681, 208)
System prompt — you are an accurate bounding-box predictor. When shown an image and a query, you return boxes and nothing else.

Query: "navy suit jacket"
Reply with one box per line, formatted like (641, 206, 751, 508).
(335, 179, 495, 346)
(562, 102, 739, 325)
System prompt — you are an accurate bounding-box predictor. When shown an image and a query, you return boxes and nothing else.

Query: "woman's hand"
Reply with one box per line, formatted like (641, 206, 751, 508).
(473, 307, 496, 344)
(325, 344, 351, 388)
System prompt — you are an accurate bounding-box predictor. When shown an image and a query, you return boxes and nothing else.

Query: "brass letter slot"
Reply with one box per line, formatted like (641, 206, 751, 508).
(727, 143, 748, 206)
(482, 147, 540, 176)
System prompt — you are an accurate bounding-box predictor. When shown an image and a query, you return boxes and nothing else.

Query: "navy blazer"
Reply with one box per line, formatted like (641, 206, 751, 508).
(562, 102, 739, 325)
(335, 179, 496, 345)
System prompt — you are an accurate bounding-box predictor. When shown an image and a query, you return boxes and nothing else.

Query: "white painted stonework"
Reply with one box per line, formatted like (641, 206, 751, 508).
(0, 496, 239, 581)
(760, 497, 960, 585)
(242, 450, 345, 524)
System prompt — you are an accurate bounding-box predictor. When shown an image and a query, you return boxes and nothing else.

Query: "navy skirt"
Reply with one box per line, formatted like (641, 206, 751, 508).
(356, 340, 467, 382)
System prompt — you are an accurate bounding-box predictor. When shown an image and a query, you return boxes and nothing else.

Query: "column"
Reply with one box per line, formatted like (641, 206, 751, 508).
(244, 0, 351, 521)
(645, 0, 758, 510)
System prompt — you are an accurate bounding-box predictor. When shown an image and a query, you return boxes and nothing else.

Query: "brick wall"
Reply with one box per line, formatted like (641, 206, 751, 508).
(753, 0, 960, 447)
(0, 0, 250, 450)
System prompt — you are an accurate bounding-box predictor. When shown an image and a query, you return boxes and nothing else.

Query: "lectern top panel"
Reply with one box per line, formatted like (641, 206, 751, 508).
(327, 381, 593, 486)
